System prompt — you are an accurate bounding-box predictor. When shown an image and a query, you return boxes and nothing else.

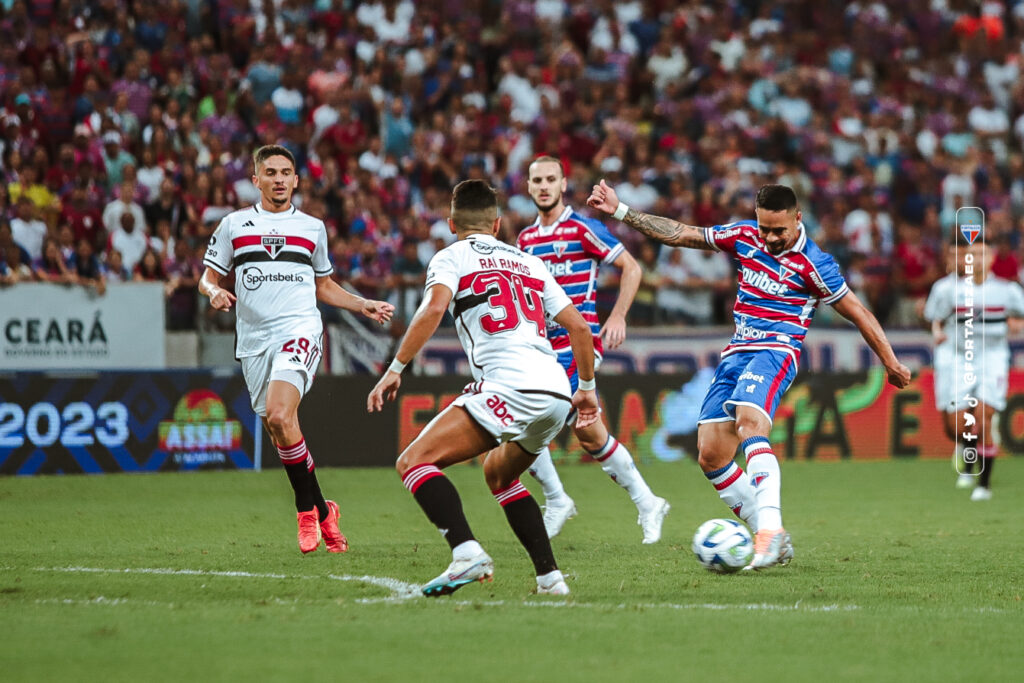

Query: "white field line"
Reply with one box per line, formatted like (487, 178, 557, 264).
(4, 566, 890, 612)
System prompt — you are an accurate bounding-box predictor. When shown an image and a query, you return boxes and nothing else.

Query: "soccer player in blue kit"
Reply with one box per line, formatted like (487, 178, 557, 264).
(588, 181, 911, 569)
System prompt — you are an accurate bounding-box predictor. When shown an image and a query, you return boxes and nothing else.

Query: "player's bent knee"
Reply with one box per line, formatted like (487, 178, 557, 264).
(264, 409, 297, 439)
(395, 446, 441, 477)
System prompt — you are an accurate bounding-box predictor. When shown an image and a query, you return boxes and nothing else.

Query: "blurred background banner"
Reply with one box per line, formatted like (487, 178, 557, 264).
(0, 371, 256, 475)
(6, 368, 1024, 475)
(410, 328, 1024, 374)
(0, 283, 165, 370)
(293, 369, 1024, 469)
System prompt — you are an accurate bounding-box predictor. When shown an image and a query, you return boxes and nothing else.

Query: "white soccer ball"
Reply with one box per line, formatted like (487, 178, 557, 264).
(692, 518, 753, 573)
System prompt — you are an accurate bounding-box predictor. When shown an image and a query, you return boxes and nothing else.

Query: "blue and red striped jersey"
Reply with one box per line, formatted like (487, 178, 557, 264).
(704, 221, 849, 362)
(516, 206, 625, 355)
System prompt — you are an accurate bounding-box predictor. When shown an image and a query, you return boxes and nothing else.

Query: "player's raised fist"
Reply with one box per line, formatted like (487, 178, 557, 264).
(586, 179, 619, 215)
(887, 362, 912, 389)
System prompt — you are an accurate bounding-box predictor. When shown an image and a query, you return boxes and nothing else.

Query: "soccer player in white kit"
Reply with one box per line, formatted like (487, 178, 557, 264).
(200, 145, 394, 553)
(367, 180, 600, 597)
(923, 235, 1024, 500)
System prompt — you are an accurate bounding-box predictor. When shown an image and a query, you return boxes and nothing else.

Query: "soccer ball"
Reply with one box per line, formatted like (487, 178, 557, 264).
(692, 518, 754, 573)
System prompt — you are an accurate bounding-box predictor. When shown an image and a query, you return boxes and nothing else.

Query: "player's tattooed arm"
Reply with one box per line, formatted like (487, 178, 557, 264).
(622, 209, 712, 250)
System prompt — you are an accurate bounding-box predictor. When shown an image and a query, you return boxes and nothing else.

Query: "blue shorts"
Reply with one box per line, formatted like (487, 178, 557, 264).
(556, 349, 606, 392)
(697, 350, 797, 425)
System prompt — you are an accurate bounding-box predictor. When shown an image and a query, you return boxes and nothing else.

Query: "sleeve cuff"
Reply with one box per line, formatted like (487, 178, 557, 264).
(824, 284, 849, 305)
(203, 260, 229, 275)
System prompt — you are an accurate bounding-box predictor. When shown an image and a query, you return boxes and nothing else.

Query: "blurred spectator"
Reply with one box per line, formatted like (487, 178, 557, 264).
(102, 181, 147, 238)
(133, 247, 166, 282)
(389, 239, 426, 323)
(33, 236, 76, 285)
(103, 248, 131, 284)
(108, 212, 149, 273)
(68, 237, 106, 295)
(164, 239, 200, 330)
(100, 132, 136, 190)
(656, 247, 734, 326)
(10, 197, 47, 261)
(631, 240, 660, 326)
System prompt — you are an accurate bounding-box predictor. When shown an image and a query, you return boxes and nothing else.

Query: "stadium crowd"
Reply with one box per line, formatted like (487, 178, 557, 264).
(1, 0, 1023, 331)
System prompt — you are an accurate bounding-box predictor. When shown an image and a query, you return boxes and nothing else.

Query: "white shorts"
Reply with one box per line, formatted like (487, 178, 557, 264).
(451, 381, 571, 455)
(241, 336, 322, 416)
(935, 346, 1009, 412)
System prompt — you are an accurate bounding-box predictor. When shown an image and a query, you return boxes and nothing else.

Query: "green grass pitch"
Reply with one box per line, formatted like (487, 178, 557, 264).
(2, 458, 1022, 682)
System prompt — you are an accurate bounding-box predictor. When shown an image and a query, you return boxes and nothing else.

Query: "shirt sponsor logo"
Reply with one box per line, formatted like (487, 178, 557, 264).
(546, 261, 577, 277)
(485, 394, 515, 427)
(807, 269, 830, 295)
(717, 227, 743, 240)
(736, 322, 768, 340)
(738, 371, 765, 383)
(241, 266, 304, 290)
(741, 266, 788, 296)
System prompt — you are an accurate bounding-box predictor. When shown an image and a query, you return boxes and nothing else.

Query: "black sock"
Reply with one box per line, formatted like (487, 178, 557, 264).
(979, 456, 994, 489)
(308, 470, 329, 520)
(495, 484, 557, 576)
(406, 471, 475, 550)
(284, 464, 315, 511)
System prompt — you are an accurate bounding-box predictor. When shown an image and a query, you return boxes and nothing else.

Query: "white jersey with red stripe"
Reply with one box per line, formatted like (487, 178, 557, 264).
(203, 204, 333, 358)
(425, 233, 574, 396)
(923, 273, 1024, 354)
(516, 206, 625, 356)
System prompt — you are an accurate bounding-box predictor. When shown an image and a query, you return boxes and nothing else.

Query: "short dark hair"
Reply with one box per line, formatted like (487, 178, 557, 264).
(253, 145, 295, 173)
(451, 180, 498, 231)
(755, 184, 798, 212)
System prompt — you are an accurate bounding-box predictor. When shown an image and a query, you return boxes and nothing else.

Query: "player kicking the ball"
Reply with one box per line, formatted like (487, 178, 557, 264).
(588, 181, 911, 569)
(368, 180, 599, 596)
(201, 145, 394, 554)
(517, 156, 669, 543)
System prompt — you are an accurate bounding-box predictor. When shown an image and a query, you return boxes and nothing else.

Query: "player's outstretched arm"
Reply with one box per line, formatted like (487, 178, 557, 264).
(315, 276, 395, 324)
(587, 179, 713, 250)
(553, 304, 600, 429)
(367, 284, 452, 413)
(199, 267, 236, 311)
(832, 291, 912, 388)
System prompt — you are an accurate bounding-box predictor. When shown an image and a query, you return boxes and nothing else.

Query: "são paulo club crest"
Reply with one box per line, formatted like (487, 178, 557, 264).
(262, 233, 285, 257)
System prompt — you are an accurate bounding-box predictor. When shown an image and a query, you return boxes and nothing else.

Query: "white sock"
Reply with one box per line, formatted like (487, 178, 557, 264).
(589, 436, 654, 508)
(453, 539, 485, 561)
(704, 460, 758, 531)
(528, 447, 568, 503)
(742, 437, 782, 530)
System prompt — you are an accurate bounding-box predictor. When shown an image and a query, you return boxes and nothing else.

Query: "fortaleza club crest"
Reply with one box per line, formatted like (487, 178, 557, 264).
(262, 235, 286, 257)
(158, 389, 241, 466)
(553, 241, 568, 258)
(960, 222, 981, 244)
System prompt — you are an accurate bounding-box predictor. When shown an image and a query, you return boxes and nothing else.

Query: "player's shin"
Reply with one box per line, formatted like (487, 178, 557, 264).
(401, 464, 475, 550)
(527, 447, 568, 503)
(742, 436, 782, 530)
(493, 480, 558, 575)
(587, 435, 654, 506)
(704, 460, 759, 532)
